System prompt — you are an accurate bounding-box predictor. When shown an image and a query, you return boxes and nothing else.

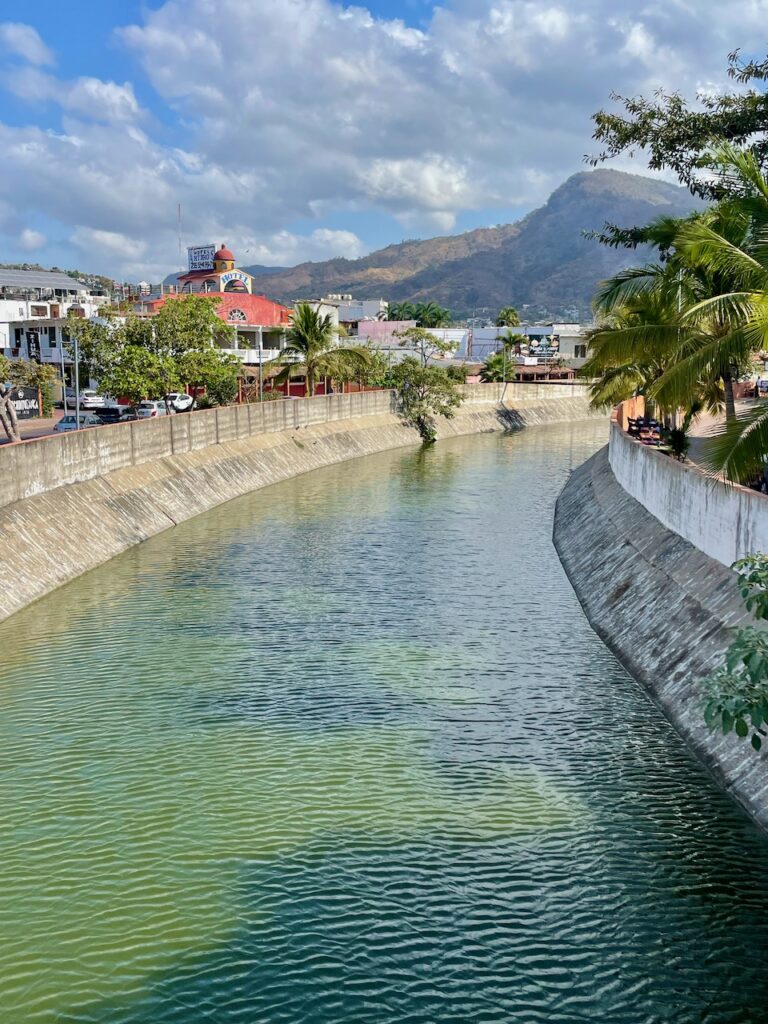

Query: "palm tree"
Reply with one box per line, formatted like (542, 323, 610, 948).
(270, 303, 372, 397)
(414, 302, 452, 328)
(496, 306, 520, 328)
(386, 301, 416, 322)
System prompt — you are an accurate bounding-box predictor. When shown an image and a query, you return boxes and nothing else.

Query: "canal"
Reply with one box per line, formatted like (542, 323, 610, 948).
(1, 420, 767, 1023)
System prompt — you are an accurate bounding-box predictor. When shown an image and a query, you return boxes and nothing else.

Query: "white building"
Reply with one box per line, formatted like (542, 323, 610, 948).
(324, 295, 388, 327)
(0, 269, 107, 383)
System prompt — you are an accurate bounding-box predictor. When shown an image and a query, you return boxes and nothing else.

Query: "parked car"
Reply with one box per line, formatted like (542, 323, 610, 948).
(54, 413, 102, 432)
(66, 389, 106, 410)
(165, 392, 195, 412)
(96, 406, 138, 424)
(137, 400, 168, 418)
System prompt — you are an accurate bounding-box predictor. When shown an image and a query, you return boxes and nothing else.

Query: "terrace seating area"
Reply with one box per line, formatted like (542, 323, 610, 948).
(626, 416, 661, 446)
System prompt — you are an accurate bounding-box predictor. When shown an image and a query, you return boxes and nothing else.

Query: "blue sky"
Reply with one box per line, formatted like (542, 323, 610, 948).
(0, 1, 759, 280)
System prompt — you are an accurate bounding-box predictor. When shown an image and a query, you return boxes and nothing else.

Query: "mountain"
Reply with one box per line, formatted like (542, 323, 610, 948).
(241, 170, 703, 320)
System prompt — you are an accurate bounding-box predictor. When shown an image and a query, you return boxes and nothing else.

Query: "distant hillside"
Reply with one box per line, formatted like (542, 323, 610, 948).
(240, 170, 703, 319)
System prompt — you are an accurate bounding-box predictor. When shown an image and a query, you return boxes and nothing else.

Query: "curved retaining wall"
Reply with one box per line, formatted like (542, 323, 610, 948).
(555, 445, 768, 831)
(0, 384, 598, 623)
(609, 420, 768, 566)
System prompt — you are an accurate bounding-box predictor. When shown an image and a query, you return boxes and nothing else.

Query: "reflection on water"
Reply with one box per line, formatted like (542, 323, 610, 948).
(1, 421, 767, 1023)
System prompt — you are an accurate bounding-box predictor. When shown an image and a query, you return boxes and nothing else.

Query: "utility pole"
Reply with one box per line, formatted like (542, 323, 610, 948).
(74, 332, 81, 429)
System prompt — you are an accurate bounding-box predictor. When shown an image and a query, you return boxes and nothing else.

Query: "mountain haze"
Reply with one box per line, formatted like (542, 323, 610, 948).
(243, 170, 702, 319)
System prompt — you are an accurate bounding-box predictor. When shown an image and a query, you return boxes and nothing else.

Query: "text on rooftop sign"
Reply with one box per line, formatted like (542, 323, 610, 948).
(187, 245, 216, 272)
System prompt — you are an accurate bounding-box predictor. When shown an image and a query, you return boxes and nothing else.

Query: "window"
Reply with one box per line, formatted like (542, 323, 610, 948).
(31, 305, 47, 317)
(574, 344, 587, 359)
(228, 308, 248, 322)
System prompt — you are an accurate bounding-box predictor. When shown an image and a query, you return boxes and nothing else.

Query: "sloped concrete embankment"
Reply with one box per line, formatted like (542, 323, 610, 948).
(554, 446, 768, 830)
(0, 385, 598, 623)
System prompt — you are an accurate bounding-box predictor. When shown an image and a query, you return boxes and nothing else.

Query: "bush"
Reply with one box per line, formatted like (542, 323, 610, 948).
(704, 554, 768, 750)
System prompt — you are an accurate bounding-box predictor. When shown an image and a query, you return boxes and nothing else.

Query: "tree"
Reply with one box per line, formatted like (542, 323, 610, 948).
(414, 301, 452, 327)
(386, 301, 416, 322)
(178, 348, 241, 406)
(388, 356, 463, 443)
(0, 357, 57, 442)
(65, 295, 242, 410)
(386, 301, 451, 327)
(331, 343, 390, 390)
(395, 326, 456, 367)
(98, 347, 181, 407)
(64, 313, 114, 381)
(270, 302, 372, 397)
(495, 306, 520, 328)
(143, 294, 234, 356)
(591, 49, 768, 200)
(480, 351, 510, 383)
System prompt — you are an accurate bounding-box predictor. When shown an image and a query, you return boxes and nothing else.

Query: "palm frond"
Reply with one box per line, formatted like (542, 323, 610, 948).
(700, 404, 768, 483)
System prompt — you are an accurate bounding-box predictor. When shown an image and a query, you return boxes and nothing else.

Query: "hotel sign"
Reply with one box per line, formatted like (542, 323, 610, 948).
(220, 271, 249, 287)
(187, 244, 216, 272)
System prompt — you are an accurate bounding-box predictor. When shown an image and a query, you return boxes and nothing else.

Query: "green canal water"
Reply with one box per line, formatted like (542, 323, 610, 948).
(1, 421, 768, 1023)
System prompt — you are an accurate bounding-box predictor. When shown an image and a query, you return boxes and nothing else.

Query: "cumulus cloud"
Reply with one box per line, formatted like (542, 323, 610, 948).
(19, 228, 45, 251)
(0, 0, 762, 277)
(0, 22, 54, 66)
(5, 67, 142, 122)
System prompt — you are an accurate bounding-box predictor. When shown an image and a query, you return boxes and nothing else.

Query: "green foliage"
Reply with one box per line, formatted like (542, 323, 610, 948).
(332, 344, 390, 388)
(733, 554, 768, 620)
(66, 296, 241, 406)
(386, 301, 452, 327)
(389, 356, 463, 443)
(177, 348, 240, 406)
(665, 427, 690, 461)
(495, 306, 520, 328)
(271, 302, 371, 397)
(480, 351, 511, 383)
(591, 50, 768, 200)
(444, 363, 469, 383)
(394, 326, 456, 367)
(704, 554, 768, 751)
(0, 357, 58, 439)
(99, 348, 181, 407)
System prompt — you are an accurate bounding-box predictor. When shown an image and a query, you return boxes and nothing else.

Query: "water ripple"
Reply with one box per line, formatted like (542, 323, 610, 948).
(0, 422, 767, 1023)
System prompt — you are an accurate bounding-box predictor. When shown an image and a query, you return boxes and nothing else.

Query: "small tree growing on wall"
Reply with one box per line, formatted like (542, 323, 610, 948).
(388, 356, 463, 444)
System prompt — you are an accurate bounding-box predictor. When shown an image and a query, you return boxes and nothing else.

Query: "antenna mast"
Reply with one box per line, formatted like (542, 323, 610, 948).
(177, 203, 183, 270)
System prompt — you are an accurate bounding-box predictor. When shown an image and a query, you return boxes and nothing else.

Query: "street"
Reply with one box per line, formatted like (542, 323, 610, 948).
(0, 410, 65, 444)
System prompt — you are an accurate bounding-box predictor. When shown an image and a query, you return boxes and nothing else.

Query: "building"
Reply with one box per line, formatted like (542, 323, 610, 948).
(323, 295, 388, 331)
(0, 268, 108, 383)
(138, 245, 292, 365)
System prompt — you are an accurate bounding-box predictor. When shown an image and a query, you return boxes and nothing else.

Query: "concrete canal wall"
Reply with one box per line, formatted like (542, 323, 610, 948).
(609, 421, 768, 566)
(554, 426, 768, 830)
(0, 383, 598, 623)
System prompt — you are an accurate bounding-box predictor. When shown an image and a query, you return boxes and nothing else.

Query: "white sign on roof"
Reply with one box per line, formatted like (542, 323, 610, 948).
(187, 244, 216, 272)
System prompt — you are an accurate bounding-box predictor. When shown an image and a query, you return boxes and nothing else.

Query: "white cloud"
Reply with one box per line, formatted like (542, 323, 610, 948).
(0, 0, 761, 277)
(5, 67, 141, 123)
(0, 22, 54, 66)
(19, 228, 45, 251)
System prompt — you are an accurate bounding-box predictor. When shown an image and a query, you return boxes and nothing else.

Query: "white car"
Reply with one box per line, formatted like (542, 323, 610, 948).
(137, 400, 168, 418)
(54, 413, 102, 432)
(165, 392, 195, 412)
(66, 389, 106, 410)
